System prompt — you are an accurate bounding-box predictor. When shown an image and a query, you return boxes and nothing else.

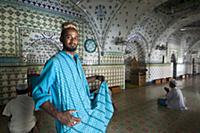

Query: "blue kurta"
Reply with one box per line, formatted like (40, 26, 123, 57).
(32, 51, 114, 133)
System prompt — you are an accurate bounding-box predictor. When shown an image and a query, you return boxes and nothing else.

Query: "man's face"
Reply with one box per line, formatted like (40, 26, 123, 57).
(63, 29, 78, 52)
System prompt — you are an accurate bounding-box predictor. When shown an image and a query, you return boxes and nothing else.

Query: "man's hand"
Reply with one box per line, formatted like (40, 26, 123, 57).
(41, 102, 81, 127)
(57, 110, 81, 127)
(96, 75, 105, 82)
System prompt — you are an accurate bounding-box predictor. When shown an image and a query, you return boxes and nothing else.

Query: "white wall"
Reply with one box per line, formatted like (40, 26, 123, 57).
(146, 63, 172, 82)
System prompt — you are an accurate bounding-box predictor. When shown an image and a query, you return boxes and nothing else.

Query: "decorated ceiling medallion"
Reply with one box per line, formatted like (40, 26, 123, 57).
(84, 39, 97, 53)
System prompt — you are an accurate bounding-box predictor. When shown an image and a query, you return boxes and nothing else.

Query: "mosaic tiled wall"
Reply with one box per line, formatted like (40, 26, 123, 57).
(100, 52, 124, 65)
(0, 6, 17, 56)
(26, 64, 126, 90)
(0, 3, 84, 59)
(83, 65, 125, 90)
(150, 50, 166, 63)
(17, 25, 85, 65)
(73, 0, 200, 84)
(146, 63, 172, 82)
(82, 51, 124, 65)
(79, 0, 123, 50)
(177, 63, 186, 77)
(104, 0, 165, 53)
(18, 27, 61, 64)
(1, 0, 199, 106)
(146, 63, 195, 82)
(0, 0, 85, 105)
(0, 66, 27, 105)
(185, 63, 193, 74)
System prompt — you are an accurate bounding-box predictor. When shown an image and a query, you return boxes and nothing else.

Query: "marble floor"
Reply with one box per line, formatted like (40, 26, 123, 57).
(0, 75, 200, 133)
(107, 75, 200, 133)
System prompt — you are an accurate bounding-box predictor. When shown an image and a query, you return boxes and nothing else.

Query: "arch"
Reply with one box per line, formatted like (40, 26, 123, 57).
(188, 39, 200, 52)
(154, 11, 200, 50)
(124, 32, 148, 81)
(127, 32, 148, 54)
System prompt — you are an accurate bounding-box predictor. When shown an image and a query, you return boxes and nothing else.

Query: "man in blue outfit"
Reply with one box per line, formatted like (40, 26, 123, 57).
(32, 22, 114, 133)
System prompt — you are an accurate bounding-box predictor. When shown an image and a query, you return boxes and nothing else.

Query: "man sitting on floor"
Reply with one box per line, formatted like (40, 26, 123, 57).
(157, 79, 188, 111)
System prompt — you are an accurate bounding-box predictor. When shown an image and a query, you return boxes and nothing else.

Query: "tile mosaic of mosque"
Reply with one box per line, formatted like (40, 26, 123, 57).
(27, 64, 126, 90)
(0, 1, 84, 105)
(0, 67, 27, 105)
(0, 3, 84, 58)
(147, 64, 172, 82)
(0, 0, 126, 64)
(0, 64, 125, 105)
(18, 27, 62, 65)
(0, 0, 182, 105)
(83, 65, 125, 89)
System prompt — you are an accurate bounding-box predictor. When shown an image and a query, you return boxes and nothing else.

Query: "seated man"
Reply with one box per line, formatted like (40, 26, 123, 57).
(158, 79, 188, 111)
(2, 84, 38, 133)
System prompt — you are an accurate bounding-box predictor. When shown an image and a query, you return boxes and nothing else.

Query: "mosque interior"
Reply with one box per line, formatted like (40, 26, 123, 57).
(0, 0, 200, 132)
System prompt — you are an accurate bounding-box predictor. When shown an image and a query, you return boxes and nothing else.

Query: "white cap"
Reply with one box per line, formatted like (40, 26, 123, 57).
(170, 79, 177, 86)
(16, 84, 28, 91)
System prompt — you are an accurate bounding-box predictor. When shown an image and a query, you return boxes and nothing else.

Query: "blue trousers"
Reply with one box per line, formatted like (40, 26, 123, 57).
(157, 98, 167, 106)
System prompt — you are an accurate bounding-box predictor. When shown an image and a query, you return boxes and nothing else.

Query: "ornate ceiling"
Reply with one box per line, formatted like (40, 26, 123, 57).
(8, 0, 200, 60)
(67, 0, 200, 58)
